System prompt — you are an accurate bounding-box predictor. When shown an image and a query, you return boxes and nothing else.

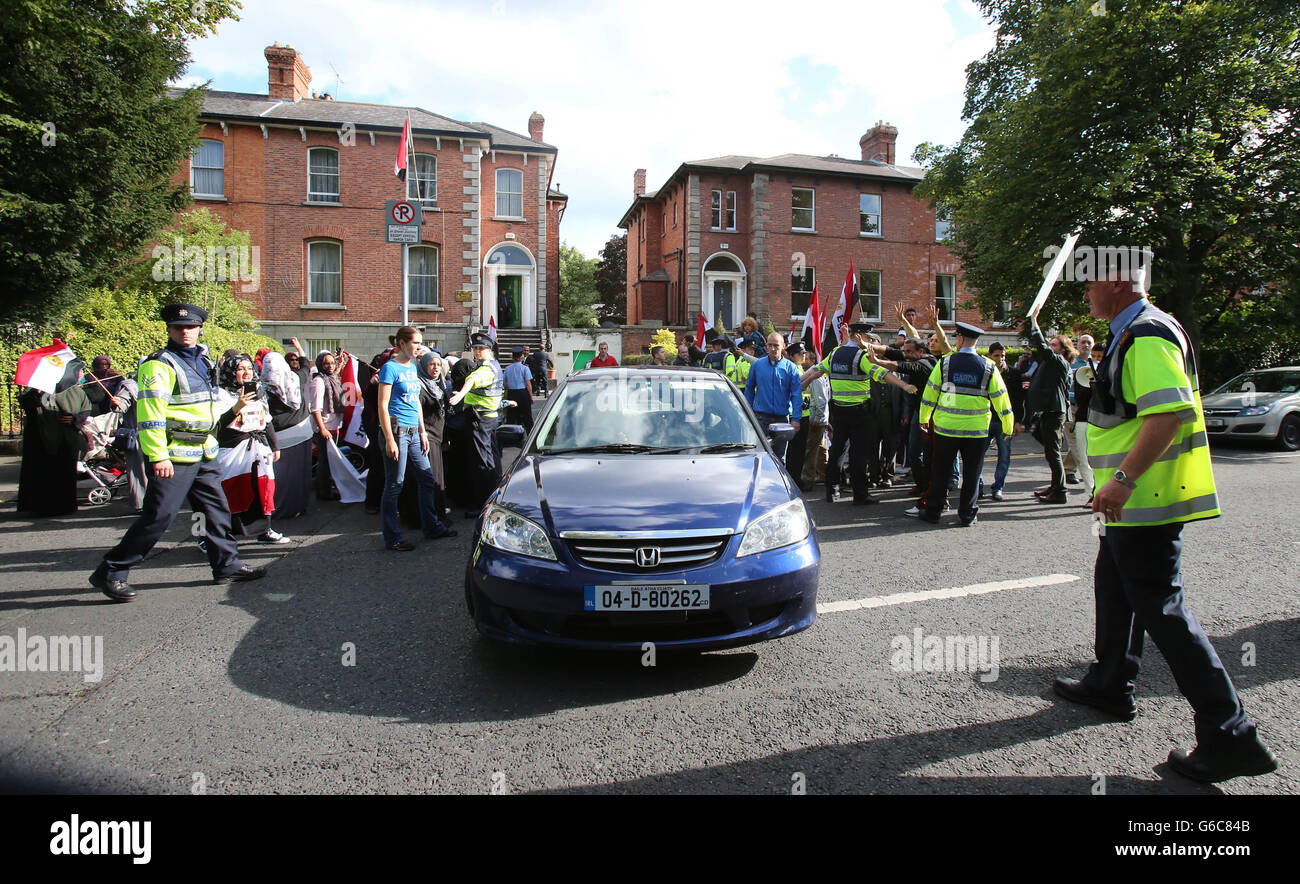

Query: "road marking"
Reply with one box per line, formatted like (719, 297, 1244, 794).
(817, 573, 1080, 614)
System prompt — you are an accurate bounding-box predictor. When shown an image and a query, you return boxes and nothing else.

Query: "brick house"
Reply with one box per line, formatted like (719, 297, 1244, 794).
(177, 44, 565, 357)
(618, 122, 998, 349)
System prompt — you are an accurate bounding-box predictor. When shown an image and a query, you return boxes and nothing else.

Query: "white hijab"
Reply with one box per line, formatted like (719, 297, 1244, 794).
(260, 352, 301, 409)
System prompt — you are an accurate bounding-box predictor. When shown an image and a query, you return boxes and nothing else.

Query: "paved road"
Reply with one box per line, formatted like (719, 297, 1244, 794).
(0, 441, 1295, 795)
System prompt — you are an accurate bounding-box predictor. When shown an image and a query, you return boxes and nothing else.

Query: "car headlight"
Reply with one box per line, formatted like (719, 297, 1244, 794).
(481, 505, 557, 560)
(737, 499, 811, 557)
(1238, 405, 1273, 416)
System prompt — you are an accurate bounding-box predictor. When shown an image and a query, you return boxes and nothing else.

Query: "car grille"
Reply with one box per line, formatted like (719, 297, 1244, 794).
(1204, 408, 1239, 417)
(564, 533, 731, 572)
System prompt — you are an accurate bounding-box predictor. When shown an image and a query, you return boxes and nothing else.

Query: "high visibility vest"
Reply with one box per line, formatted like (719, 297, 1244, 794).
(703, 350, 734, 376)
(135, 346, 221, 463)
(920, 351, 1013, 438)
(1086, 303, 1218, 526)
(801, 389, 812, 419)
(819, 345, 886, 406)
(463, 359, 504, 418)
(728, 355, 750, 386)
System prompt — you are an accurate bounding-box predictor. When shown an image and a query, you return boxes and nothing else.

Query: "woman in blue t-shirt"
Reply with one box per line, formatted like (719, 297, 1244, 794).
(377, 326, 455, 550)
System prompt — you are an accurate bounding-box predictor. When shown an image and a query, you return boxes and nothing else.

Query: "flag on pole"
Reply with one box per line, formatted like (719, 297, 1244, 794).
(842, 260, 860, 328)
(15, 341, 77, 394)
(338, 351, 368, 448)
(799, 284, 823, 361)
(697, 312, 716, 344)
(395, 113, 411, 181)
(487, 315, 497, 342)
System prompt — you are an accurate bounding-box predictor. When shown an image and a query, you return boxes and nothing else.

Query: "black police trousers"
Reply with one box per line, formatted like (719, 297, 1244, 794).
(925, 432, 985, 522)
(1085, 523, 1255, 748)
(470, 412, 502, 508)
(827, 402, 876, 499)
(100, 457, 243, 581)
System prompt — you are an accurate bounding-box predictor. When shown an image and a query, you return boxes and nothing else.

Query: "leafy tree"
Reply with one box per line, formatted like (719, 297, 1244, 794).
(916, 0, 1300, 361)
(594, 233, 627, 325)
(0, 0, 241, 324)
(558, 242, 599, 328)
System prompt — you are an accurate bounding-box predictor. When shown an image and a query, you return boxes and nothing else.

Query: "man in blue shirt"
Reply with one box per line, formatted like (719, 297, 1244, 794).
(744, 332, 803, 459)
(503, 346, 535, 433)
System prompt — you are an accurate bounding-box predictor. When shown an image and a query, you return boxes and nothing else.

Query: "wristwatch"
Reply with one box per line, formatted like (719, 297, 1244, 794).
(1112, 469, 1137, 489)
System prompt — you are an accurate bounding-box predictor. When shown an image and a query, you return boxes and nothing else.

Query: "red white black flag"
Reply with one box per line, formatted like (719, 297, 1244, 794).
(395, 114, 411, 181)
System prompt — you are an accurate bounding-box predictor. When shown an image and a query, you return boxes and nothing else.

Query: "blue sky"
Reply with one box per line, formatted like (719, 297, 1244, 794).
(182, 0, 996, 256)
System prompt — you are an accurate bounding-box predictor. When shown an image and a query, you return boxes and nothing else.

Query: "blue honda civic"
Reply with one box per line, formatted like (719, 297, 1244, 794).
(465, 365, 820, 651)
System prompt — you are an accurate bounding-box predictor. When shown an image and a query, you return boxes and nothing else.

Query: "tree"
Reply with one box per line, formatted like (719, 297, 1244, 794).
(916, 0, 1300, 359)
(558, 242, 599, 328)
(594, 233, 627, 325)
(0, 0, 242, 324)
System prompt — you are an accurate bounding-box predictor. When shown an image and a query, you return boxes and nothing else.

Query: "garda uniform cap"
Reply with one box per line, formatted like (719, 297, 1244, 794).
(739, 338, 756, 351)
(847, 322, 874, 335)
(713, 336, 732, 348)
(469, 332, 495, 349)
(954, 321, 985, 339)
(161, 303, 207, 327)
(786, 342, 805, 357)
(511, 346, 524, 356)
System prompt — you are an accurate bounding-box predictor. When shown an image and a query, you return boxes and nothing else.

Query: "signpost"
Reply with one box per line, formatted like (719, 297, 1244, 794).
(386, 201, 423, 324)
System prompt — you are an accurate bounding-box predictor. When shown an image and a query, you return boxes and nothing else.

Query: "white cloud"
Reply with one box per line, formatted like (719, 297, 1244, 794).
(186, 0, 994, 255)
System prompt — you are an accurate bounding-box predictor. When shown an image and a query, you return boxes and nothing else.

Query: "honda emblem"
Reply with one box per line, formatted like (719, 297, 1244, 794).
(635, 547, 660, 568)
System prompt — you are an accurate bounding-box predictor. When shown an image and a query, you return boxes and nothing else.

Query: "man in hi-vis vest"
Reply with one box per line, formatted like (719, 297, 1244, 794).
(90, 304, 266, 602)
(1053, 249, 1276, 783)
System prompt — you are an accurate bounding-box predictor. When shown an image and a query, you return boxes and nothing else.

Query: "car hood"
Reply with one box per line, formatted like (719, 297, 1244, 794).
(1202, 391, 1291, 408)
(495, 453, 796, 535)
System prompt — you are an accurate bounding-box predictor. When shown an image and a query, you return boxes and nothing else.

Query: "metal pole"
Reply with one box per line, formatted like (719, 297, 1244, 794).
(401, 243, 409, 327)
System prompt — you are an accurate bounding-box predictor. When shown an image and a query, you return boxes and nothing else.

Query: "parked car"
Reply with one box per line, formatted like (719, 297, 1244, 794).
(465, 366, 820, 651)
(1201, 367, 1300, 451)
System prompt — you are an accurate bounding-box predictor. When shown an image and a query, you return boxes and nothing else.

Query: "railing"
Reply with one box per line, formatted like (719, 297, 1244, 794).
(2, 376, 25, 439)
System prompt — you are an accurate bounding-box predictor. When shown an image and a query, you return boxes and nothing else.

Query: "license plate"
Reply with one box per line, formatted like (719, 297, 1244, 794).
(1206, 419, 1224, 428)
(584, 584, 710, 611)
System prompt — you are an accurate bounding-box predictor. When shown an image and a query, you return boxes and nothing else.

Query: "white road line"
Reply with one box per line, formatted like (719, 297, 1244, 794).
(817, 573, 1080, 614)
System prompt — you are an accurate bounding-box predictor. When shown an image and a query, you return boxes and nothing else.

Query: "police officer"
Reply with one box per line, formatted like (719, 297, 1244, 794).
(449, 331, 505, 516)
(89, 304, 265, 601)
(729, 338, 755, 387)
(1054, 250, 1276, 782)
(916, 322, 1013, 526)
(801, 321, 915, 505)
(702, 336, 735, 375)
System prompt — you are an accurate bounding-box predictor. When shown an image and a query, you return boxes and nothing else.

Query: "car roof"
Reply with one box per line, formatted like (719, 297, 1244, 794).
(567, 366, 731, 381)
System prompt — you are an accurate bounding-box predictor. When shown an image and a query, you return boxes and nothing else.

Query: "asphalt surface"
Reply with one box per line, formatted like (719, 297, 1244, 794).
(0, 434, 1296, 795)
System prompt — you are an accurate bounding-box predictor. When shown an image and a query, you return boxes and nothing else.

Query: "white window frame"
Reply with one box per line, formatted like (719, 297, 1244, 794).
(307, 240, 342, 304)
(711, 190, 722, 229)
(307, 147, 340, 203)
(495, 168, 524, 219)
(725, 191, 737, 231)
(792, 187, 815, 231)
(935, 216, 952, 241)
(859, 193, 882, 237)
(936, 274, 957, 323)
(790, 265, 816, 321)
(858, 270, 882, 321)
(190, 139, 225, 199)
(406, 244, 439, 307)
(408, 154, 437, 205)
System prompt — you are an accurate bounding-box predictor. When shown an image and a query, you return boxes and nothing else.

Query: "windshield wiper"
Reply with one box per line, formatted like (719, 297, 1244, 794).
(540, 443, 661, 455)
(696, 442, 758, 453)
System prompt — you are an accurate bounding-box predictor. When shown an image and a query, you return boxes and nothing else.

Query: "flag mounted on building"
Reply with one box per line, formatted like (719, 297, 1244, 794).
(15, 340, 78, 394)
(394, 113, 411, 181)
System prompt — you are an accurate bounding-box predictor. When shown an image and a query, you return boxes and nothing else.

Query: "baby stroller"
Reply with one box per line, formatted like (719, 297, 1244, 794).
(77, 412, 130, 506)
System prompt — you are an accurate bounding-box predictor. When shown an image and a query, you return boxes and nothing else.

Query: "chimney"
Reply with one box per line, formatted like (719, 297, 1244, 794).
(265, 44, 312, 102)
(634, 168, 646, 197)
(528, 111, 545, 142)
(860, 120, 898, 165)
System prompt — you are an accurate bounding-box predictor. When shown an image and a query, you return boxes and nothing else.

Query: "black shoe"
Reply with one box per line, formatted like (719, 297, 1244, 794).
(1053, 676, 1137, 721)
(959, 516, 978, 527)
(1066, 473, 1080, 484)
(213, 565, 267, 584)
(1167, 737, 1278, 783)
(90, 569, 136, 602)
(1037, 490, 1068, 504)
(852, 495, 879, 506)
(877, 478, 893, 488)
(825, 486, 841, 503)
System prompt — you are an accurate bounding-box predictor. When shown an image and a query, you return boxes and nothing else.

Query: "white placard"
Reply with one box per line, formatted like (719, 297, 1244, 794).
(1028, 232, 1081, 318)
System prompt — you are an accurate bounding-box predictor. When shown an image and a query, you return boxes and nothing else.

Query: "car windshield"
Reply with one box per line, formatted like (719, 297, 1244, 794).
(1211, 370, 1300, 395)
(531, 373, 762, 454)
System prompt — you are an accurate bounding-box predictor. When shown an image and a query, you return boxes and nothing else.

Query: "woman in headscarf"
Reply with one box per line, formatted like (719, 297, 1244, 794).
(215, 354, 287, 542)
(403, 349, 453, 525)
(84, 355, 126, 416)
(17, 359, 92, 517)
(261, 350, 312, 519)
(310, 350, 344, 500)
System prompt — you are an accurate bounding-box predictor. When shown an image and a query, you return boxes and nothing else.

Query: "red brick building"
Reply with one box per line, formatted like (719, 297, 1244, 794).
(178, 44, 565, 356)
(618, 122, 993, 344)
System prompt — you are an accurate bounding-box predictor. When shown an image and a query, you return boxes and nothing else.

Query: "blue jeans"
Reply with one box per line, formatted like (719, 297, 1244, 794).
(983, 428, 1012, 494)
(382, 426, 447, 545)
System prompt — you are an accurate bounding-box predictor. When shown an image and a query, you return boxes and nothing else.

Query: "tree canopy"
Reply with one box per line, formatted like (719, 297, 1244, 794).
(559, 242, 599, 328)
(594, 233, 627, 326)
(916, 0, 1300, 372)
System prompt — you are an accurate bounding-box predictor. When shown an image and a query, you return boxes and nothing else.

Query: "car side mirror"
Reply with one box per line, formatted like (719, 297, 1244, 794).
(497, 424, 526, 448)
(766, 422, 797, 441)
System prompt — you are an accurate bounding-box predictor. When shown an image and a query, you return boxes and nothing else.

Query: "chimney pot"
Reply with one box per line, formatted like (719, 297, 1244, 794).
(265, 44, 312, 102)
(860, 121, 899, 165)
(528, 111, 545, 142)
(634, 168, 647, 197)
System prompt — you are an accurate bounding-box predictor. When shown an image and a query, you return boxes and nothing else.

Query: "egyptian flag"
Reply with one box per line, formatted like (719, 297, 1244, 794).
(338, 351, 368, 448)
(697, 312, 716, 345)
(800, 284, 824, 361)
(324, 436, 367, 503)
(217, 437, 276, 517)
(395, 113, 411, 181)
(15, 340, 78, 394)
(487, 315, 498, 342)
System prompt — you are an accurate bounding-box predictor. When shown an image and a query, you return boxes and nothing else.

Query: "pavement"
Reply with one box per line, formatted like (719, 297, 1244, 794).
(0, 439, 1296, 795)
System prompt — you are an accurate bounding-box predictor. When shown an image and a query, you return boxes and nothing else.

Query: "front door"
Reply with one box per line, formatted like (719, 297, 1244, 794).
(498, 275, 523, 329)
(712, 279, 734, 331)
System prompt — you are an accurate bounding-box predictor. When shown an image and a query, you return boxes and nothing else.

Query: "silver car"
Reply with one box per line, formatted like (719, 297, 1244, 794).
(1201, 367, 1300, 450)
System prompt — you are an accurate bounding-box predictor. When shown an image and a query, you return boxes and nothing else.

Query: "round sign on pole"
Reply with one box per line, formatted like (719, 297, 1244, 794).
(391, 201, 415, 224)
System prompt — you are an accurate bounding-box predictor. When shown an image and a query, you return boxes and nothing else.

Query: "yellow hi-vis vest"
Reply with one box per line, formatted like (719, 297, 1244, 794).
(463, 359, 504, 418)
(1086, 302, 1218, 526)
(920, 351, 1013, 438)
(819, 345, 887, 406)
(728, 355, 751, 387)
(135, 346, 221, 463)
